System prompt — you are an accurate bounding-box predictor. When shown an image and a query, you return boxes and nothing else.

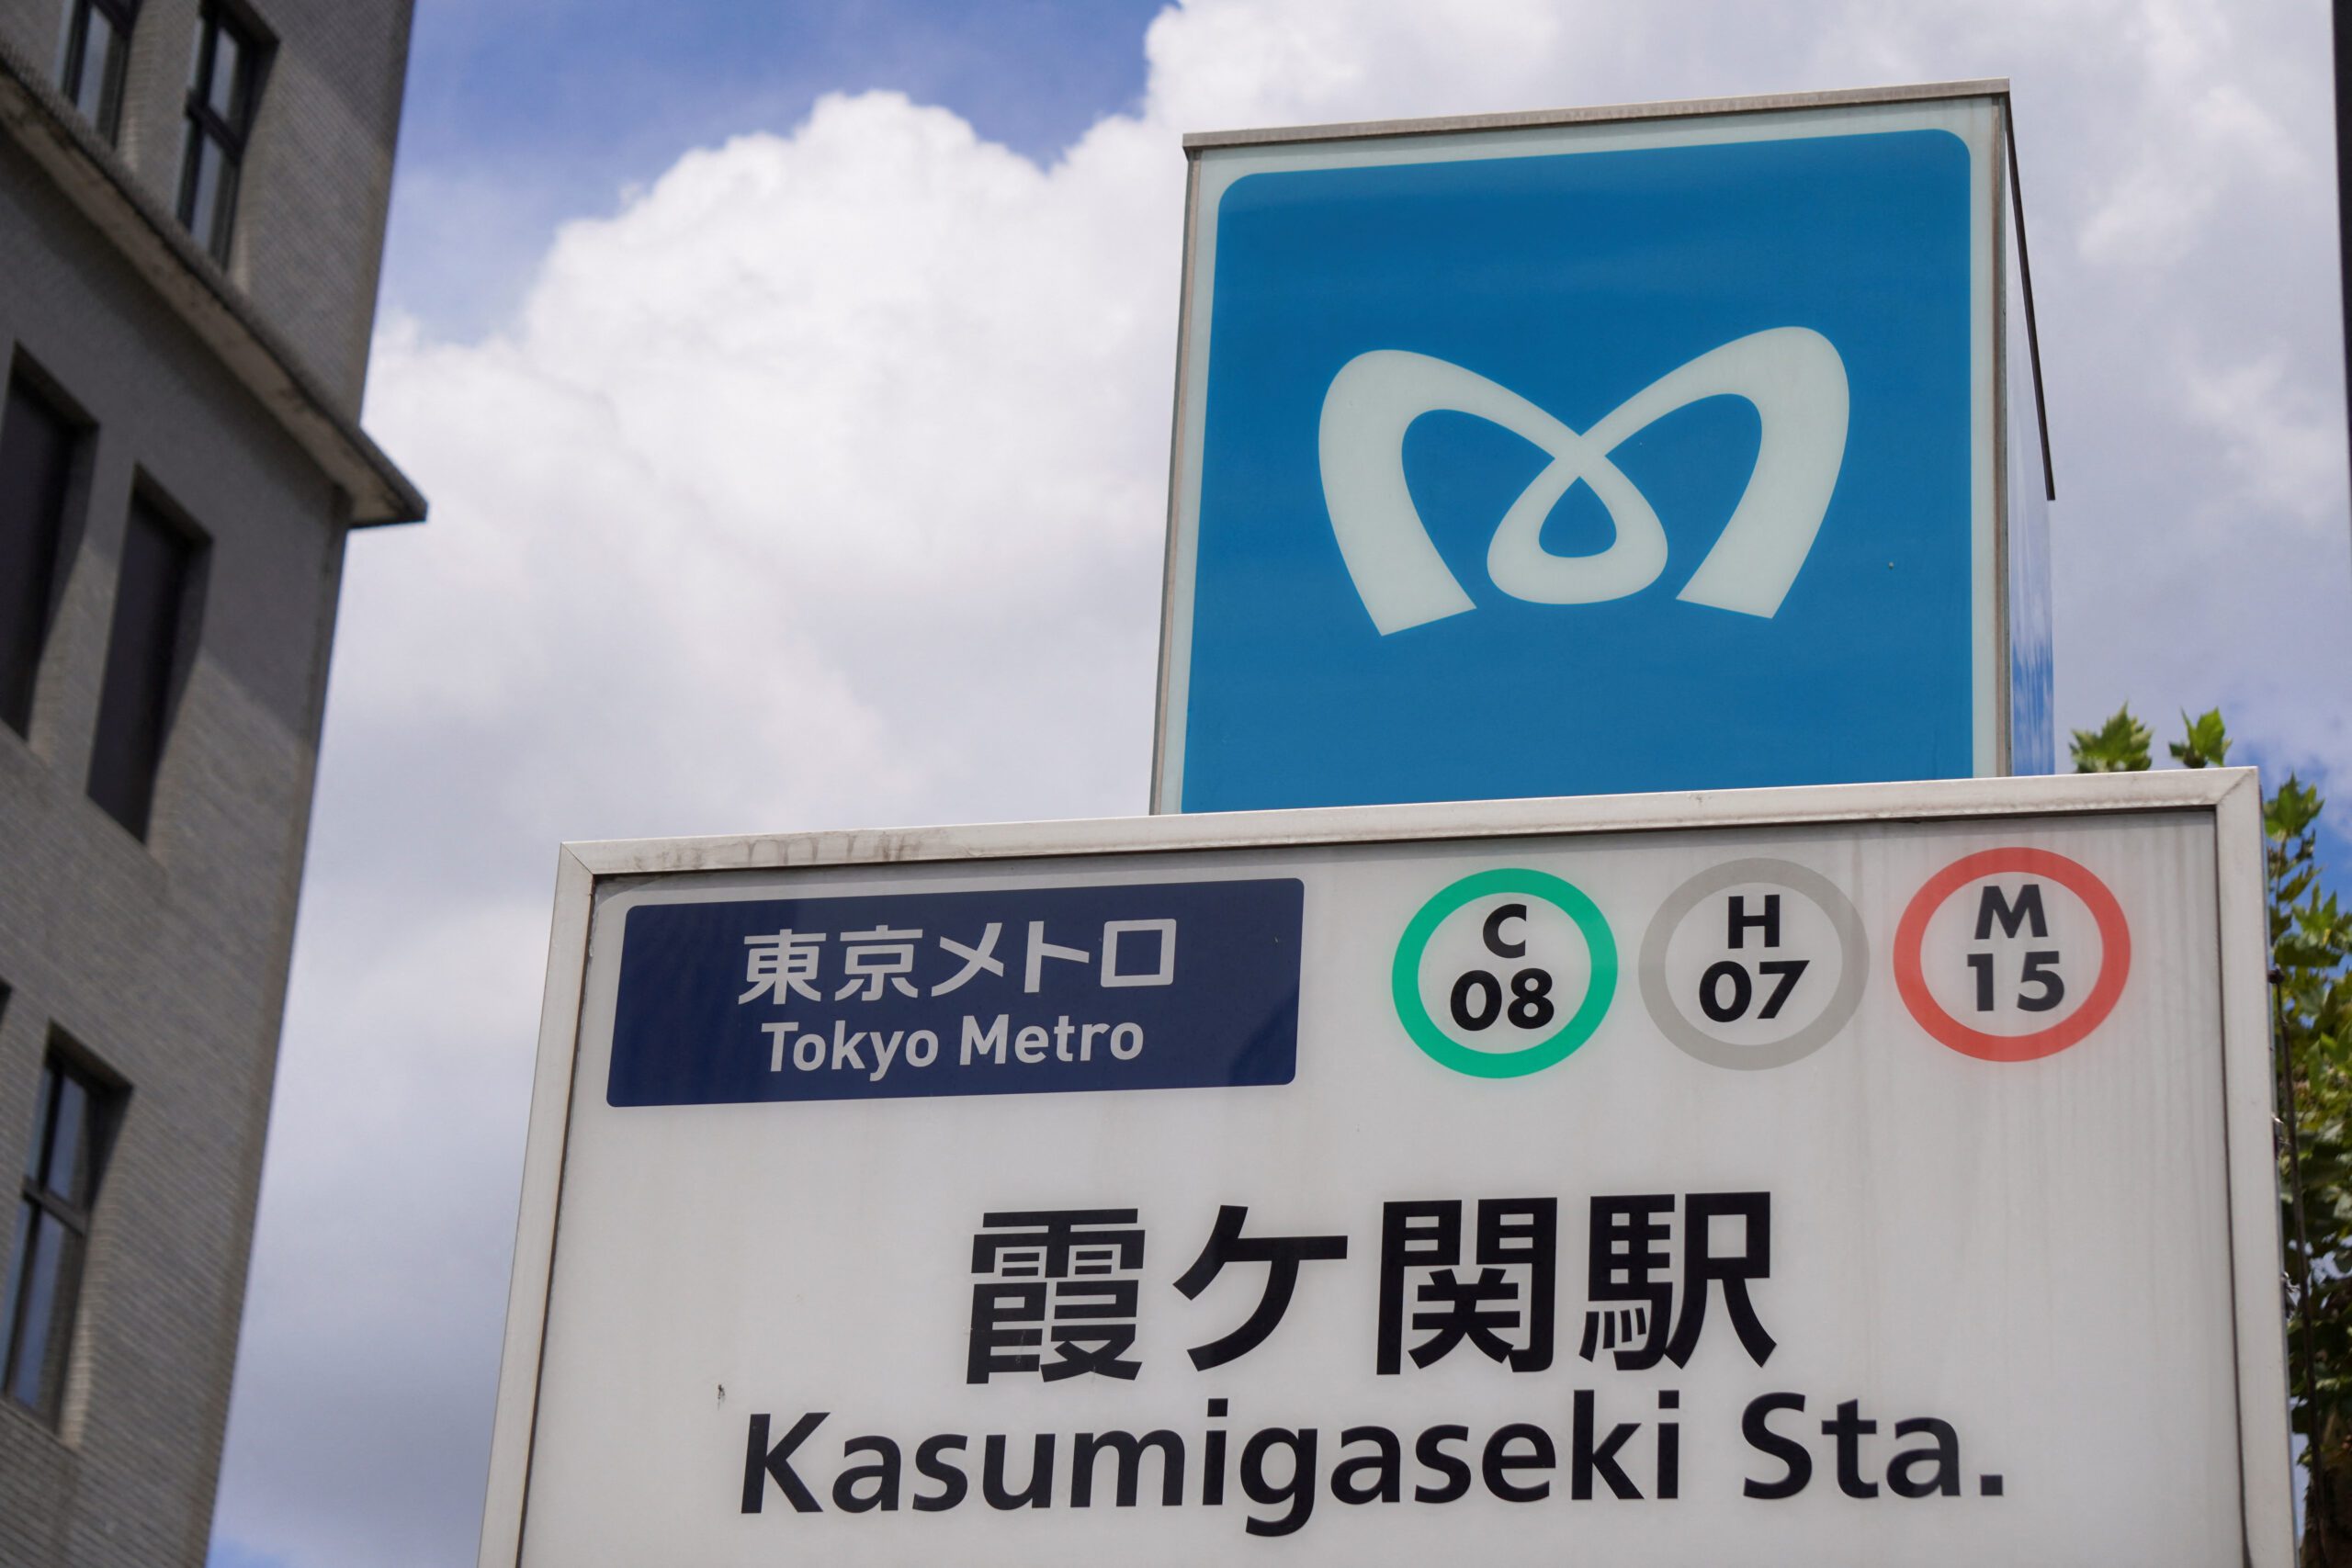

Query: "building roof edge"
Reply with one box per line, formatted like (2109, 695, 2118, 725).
(0, 36, 425, 525)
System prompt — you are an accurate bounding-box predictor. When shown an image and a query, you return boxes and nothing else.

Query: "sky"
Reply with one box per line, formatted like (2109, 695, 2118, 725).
(208, 2, 2352, 1565)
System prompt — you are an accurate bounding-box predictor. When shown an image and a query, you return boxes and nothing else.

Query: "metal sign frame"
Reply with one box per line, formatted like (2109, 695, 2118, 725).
(479, 768, 2286, 1566)
(1148, 80, 2052, 812)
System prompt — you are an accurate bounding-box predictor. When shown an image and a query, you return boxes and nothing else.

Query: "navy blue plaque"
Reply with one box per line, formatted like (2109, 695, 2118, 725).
(607, 878, 1304, 1106)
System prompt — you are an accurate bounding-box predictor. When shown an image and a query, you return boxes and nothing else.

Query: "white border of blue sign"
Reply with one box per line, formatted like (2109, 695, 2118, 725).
(478, 769, 2285, 1568)
(1150, 82, 2034, 813)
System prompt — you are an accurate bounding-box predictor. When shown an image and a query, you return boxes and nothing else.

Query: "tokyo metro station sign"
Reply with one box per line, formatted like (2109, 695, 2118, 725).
(479, 771, 2290, 1568)
(1151, 82, 2055, 813)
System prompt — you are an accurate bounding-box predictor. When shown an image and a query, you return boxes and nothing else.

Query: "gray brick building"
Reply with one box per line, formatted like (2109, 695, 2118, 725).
(0, 3, 422, 1562)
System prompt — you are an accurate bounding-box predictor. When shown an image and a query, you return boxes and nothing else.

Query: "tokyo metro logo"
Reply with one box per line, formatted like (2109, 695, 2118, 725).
(1317, 328, 1850, 635)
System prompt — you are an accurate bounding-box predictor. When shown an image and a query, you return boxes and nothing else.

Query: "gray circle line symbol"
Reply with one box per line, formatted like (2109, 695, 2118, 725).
(1636, 858, 1870, 1070)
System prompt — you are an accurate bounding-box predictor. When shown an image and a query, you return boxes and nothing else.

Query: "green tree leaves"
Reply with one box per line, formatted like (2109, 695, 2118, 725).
(2068, 705, 2152, 771)
(2172, 707, 2233, 769)
(2076, 707, 2349, 1560)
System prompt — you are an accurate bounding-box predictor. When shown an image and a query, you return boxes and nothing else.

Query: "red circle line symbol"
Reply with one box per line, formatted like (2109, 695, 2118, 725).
(1893, 847, 2132, 1062)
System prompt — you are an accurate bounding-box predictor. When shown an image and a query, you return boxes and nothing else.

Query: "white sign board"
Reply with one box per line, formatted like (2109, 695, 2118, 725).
(481, 771, 2288, 1567)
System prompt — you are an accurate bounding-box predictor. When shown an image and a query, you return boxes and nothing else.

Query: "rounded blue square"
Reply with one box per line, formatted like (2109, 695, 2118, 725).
(1176, 128, 1979, 810)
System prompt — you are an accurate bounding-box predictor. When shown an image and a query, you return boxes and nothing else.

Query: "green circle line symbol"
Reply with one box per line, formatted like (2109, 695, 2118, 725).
(1391, 867, 1619, 1078)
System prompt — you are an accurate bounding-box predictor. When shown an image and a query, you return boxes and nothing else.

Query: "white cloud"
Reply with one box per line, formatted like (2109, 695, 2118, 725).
(2180, 351, 2347, 531)
(213, 2, 2352, 1564)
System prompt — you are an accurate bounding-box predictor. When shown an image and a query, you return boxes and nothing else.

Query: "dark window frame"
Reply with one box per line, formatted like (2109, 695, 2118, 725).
(3, 1039, 122, 1427)
(175, 2, 268, 265)
(0, 357, 95, 740)
(57, 0, 139, 143)
(85, 482, 209, 841)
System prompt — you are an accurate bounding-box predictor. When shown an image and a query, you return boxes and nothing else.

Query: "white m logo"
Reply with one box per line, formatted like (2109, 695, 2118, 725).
(1317, 328, 1849, 635)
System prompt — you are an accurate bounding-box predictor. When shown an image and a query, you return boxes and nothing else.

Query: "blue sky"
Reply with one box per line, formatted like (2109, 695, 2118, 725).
(209, 1547, 287, 1568)
(381, 0, 1169, 335)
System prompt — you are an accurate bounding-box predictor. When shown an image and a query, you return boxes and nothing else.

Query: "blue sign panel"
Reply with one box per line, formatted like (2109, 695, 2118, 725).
(607, 878, 1303, 1106)
(1162, 103, 2027, 811)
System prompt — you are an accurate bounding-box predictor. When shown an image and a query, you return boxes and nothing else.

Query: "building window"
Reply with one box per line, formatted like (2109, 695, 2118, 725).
(86, 493, 206, 839)
(0, 370, 84, 739)
(175, 4, 264, 265)
(4, 1048, 118, 1424)
(58, 0, 138, 142)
